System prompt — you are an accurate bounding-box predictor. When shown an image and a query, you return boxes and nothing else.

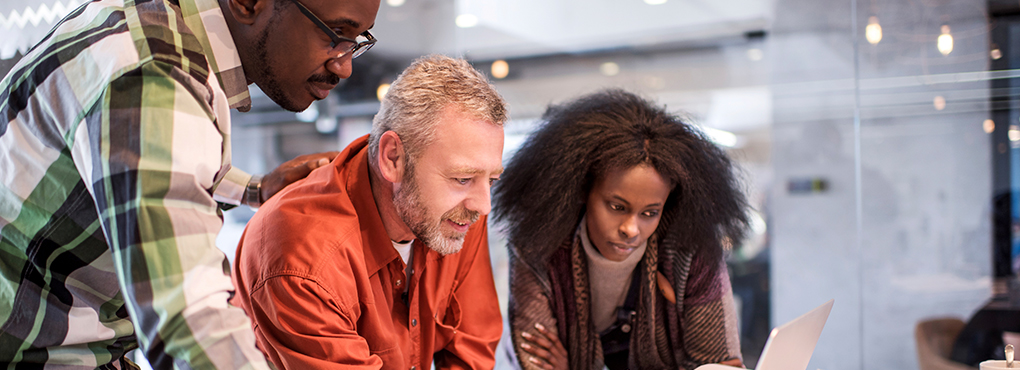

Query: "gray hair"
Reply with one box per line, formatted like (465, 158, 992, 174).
(368, 55, 508, 165)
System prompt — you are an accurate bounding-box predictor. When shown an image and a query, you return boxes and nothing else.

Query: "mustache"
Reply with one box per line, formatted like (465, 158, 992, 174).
(443, 206, 480, 225)
(308, 73, 340, 85)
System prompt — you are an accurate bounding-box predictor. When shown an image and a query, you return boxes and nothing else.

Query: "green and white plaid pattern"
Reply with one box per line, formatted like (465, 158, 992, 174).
(0, 0, 270, 368)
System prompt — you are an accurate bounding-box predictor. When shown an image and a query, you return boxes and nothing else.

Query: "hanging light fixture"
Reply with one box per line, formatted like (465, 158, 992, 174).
(865, 16, 882, 45)
(377, 83, 391, 101)
(600, 62, 620, 76)
(933, 95, 946, 111)
(937, 25, 953, 56)
(491, 60, 509, 79)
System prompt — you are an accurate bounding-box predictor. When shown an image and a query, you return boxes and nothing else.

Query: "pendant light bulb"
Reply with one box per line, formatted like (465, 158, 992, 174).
(937, 25, 953, 56)
(866, 16, 882, 45)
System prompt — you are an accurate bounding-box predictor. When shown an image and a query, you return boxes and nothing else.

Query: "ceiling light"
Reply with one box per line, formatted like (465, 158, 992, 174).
(386, 0, 405, 7)
(491, 60, 509, 79)
(746, 48, 763, 61)
(933, 95, 946, 111)
(700, 126, 739, 147)
(984, 119, 995, 134)
(992, 48, 1002, 60)
(937, 25, 953, 56)
(644, 0, 667, 4)
(600, 62, 620, 76)
(645, 76, 665, 90)
(456, 14, 478, 28)
(377, 83, 391, 101)
(865, 16, 882, 45)
(1010, 125, 1020, 142)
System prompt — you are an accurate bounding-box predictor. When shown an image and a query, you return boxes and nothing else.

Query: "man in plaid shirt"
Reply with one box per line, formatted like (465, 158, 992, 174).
(0, 0, 380, 367)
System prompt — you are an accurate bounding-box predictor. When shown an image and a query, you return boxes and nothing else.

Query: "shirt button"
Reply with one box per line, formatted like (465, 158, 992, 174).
(395, 279, 402, 287)
(411, 319, 417, 327)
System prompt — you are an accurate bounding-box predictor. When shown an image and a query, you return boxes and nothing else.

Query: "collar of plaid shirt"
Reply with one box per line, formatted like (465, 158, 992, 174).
(178, 0, 252, 112)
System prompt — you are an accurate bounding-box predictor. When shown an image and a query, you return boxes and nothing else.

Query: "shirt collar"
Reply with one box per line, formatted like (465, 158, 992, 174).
(177, 0, 252, 111)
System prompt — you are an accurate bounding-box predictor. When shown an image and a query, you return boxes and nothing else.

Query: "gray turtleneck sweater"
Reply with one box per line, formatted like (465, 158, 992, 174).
(579, 218, 647, 334)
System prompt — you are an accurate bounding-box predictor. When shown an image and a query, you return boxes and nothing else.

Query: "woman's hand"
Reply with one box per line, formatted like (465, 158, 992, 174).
(520, 323, 568, 370)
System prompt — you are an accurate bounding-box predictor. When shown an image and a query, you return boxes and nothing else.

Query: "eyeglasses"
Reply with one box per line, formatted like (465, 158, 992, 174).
(287, 0, 376, 59)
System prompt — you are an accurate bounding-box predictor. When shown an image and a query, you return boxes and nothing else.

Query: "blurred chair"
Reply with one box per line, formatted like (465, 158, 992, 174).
(915, 317, 977, 370)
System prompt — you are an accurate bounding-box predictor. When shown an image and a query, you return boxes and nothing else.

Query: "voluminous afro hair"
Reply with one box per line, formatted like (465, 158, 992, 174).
(492, 89, 749, 272)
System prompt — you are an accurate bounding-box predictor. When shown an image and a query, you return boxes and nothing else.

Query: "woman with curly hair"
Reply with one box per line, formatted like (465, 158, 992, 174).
(493, 89, 749, 370)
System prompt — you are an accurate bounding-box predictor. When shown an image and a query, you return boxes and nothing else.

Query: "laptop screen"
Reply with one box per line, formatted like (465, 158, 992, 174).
(755, 299, 835, 370)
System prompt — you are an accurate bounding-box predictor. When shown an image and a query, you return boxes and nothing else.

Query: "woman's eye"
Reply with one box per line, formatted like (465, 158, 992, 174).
(643, 210, 660, 217)
(610, 204, 625, 211)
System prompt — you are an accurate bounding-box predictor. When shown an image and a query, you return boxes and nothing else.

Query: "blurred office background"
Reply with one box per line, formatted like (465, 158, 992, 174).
(2, 0, 1015, 369)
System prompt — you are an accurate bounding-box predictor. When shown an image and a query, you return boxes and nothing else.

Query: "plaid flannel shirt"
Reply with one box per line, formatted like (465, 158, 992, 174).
(0, 0, 272, 368)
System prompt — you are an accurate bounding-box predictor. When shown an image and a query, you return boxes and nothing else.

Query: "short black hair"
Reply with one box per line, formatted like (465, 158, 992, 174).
(493, 89, 749, 271)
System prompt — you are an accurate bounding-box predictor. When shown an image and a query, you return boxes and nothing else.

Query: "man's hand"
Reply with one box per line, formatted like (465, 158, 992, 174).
(520, 323, 568, 370)
(261, 151, 340, 202)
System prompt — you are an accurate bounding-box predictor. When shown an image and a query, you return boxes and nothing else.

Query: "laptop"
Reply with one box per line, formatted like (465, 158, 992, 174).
(696, 299, 834, 370)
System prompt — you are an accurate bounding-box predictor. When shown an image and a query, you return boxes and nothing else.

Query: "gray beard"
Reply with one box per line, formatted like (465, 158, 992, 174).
(393, 169, 466, 256)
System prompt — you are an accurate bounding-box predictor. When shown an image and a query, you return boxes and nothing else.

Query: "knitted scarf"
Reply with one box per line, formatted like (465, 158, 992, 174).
(509, 230, 736, 370)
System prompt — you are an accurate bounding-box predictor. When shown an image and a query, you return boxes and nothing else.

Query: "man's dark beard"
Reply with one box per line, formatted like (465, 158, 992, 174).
(250, 16, 339, 112)
(251, 20, 293, 111)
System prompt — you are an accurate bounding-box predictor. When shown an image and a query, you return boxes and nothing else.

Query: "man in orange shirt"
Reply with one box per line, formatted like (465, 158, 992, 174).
(231, 55, 507, 369)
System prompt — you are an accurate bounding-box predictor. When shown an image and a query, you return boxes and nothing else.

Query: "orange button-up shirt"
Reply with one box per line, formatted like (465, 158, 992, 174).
(232, 135, 502, 369)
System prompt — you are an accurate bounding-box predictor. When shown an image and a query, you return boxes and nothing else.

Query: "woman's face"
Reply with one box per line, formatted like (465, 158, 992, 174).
(585, 163, 671, 262)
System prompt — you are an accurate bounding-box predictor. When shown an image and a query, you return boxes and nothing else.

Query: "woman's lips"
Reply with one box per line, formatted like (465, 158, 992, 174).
(609, 242, 639, 254)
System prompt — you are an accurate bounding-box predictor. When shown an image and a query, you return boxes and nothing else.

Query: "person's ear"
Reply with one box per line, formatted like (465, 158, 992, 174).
(226, 0, 268, 26)
(377, 131, 406, 184)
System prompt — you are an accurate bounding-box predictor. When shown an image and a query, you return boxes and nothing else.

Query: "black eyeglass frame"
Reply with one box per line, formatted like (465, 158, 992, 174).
(287, 0, 376, 59)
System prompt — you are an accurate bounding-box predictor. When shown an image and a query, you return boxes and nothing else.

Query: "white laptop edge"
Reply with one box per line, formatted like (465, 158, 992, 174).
(695, 299, 835, 370)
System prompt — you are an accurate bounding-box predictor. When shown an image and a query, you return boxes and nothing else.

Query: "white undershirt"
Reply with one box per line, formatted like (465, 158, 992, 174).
(391, 240, 414, 292)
